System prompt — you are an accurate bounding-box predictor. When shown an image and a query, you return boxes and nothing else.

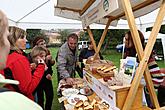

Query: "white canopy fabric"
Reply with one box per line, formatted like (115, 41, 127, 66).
(54, 0, 165, 31)
(0, 0, 164, 59)
(0, 0, 165, 30)
(0, 0, 82, 29)
(145, 31, 165, 60)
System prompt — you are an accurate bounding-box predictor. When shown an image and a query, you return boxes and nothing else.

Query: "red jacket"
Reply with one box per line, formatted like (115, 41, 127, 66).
(0, 51, 45, 100)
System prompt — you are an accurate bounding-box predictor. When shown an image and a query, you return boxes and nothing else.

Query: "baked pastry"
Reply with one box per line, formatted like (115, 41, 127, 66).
(96, 65, 104, 70)
(91, 99, 96, 106)
(77, 107, 83, 110)
(98, 102, 109, 110)
(103, 66, 116, 73)
(94, 104, 100, 110)
(84, 105, 93, 110)
(100, 65, 108, 71)
(107, 78, 123, 86)
(84, 100, 90, 107)
(75, 100, 83, 108)
(86, 56, 100, 64)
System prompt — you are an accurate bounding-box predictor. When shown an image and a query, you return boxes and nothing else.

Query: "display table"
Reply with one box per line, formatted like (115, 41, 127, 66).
(63, 92, 96, 105)
(59, 69, 151, 110)
(83, 69, 151, 110)
(63, 93, 151, 110)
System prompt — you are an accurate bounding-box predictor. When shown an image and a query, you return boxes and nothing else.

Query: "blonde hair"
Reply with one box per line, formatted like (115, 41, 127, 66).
(0, 10, 8, 47)
(8, 26, 26, 50)
(30, 46, 47, 61)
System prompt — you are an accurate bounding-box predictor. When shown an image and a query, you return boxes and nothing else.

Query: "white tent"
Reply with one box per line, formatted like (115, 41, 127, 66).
(0, 0, 82, 29)
(1, 0, 164, 59)
(145, 31, 165, 60)
(0, 0, 165, 31)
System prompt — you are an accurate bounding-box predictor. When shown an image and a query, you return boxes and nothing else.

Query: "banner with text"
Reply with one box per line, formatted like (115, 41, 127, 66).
(81, 0, 119, 28)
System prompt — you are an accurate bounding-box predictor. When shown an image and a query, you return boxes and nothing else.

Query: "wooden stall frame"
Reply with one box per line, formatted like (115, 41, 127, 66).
(56, 0, 165, 109)
(83, 1, 165, 109)
(121, 0, 165, 109)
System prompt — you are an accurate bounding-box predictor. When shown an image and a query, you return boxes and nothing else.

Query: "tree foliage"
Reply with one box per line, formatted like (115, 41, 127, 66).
(26, 29, 48, 47)
(57, 29, 71, 43)
(79, 31, 88, 41)
(84, 29, 128, 51)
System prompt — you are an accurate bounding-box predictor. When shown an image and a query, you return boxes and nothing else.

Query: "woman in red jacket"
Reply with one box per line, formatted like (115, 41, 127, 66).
(1, 26, 45, 100)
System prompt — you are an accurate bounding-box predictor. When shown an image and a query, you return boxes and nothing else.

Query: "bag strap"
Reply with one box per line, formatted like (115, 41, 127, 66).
(3, 68, 21, 93)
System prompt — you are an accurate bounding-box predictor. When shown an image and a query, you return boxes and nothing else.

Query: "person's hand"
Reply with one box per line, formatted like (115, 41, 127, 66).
(37, 58, 45, 64)
(44, 64, 48, 71)
(46, 74, 52, 80)
(160, 78, 165, 88)
(30, 63, 37, 70)
(37, 57, 48, 71)
(46, 55, 52, 60)
(65, 78, 74, 85)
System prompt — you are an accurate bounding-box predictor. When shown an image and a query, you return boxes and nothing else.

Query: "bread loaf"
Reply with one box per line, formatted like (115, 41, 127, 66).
(84, 100, 90, 107)
(84, 105, 93, 110)
(103, 66, 116, 73)
(77, 107, 83, 110)
(97, 65, 104, 70)
(75, 100, 83, 108)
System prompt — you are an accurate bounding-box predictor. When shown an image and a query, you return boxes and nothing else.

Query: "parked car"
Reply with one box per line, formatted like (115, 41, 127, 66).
(78, 41, 88, 50)
(116, 44, 124, 52)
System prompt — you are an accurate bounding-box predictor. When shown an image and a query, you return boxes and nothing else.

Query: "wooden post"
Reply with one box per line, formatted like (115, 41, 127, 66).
(143, 1, 165, 108)
(93, 18, 112, 59)
(121, 0, 159, 109)
(86, 26, 97, 52)
(121, 0, 165, 110)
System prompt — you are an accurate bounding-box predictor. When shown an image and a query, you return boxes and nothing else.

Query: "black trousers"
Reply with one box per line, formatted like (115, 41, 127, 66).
(37, 79, 54, 110)
(144, 86, 165, 108)
(158, 86, 165, 107)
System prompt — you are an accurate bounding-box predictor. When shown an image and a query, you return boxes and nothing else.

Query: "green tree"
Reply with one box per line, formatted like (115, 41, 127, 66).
(84, 29, 128, 52)
(79, 30, 89, 41)
(57, 29, 70, 43)
(26, 29, 48, 47)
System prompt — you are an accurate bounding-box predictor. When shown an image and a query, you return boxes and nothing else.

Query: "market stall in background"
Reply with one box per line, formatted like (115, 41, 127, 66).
(55, 0, 165, 110)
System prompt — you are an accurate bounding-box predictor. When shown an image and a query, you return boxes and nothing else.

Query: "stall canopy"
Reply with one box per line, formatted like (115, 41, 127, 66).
(54, 1, 165, 110)
(0, 0, 165, 30)
(54, 0, 165, 60)
(54, 0, 165, 31)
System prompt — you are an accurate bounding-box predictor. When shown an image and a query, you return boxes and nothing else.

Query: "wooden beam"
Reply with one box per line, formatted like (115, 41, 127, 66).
(106, 0, 159, 21)
(120, 0, 165, 110)
(80, 0, 95, 16)
(56, 0, 158, 21)
(93, 18, 112, 60)
(142, 1, 165, 107)
(86, 26, 97, 52)
(154, 106, 165, 110)
(55, 6, 81, 12)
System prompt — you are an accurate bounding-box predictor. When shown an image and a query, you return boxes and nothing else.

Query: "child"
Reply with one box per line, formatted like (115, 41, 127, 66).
(32, 37, 55, 110)
(30, 46, 48, 73)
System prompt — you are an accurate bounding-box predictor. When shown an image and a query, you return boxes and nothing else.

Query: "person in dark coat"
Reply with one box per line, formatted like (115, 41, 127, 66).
(32, 37, 55, 110)
(79, 41, 103, 75)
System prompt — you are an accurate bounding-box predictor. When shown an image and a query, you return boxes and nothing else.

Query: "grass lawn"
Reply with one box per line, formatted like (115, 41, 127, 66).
(27, 47, 165, 110)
